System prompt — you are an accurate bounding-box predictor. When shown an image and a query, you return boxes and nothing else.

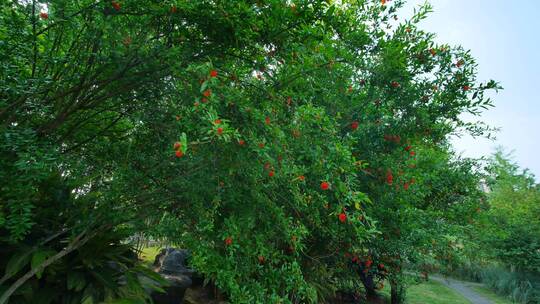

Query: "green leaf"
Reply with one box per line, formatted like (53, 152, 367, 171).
(181, 132, 188, 153)
(31, 249, 55, 279)
(4, 250, 31, 279)
(67, 272, 87, 292)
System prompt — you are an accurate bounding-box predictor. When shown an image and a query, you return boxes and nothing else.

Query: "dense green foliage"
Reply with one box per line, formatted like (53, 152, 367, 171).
(0, 0, 501, 303)
(481, 150, 540, 272)
(449, 150, 540, 304)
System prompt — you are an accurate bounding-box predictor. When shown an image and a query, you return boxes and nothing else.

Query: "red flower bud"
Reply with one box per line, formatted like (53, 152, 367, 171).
(238, 139, 246, 146)
(351, 121, 359, 130)
(320, 181, 330, 190)
(225, 237, 233, 246)
(111, 1, 121, 11)
(203, 89, 211, 97)
(265, 116, 271, 125)
(210, 70, 218, 78)
(217, 127, 223, 135)
(386, 170, 393, 185)
(175, 150, 184, 158)
(338, 212, 347, 223)
(40, 12, 48, 19)
(173, 142, 182, 151)
(365, 259, 373, 268)
(268, 171, 275, 177)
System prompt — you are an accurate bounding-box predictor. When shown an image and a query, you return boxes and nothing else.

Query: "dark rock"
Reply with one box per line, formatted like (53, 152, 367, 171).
(160, 249, 194, 276)
(151, 248, 202, 304)
(154, 248, 176, 268)
(152, 274, 192, 304)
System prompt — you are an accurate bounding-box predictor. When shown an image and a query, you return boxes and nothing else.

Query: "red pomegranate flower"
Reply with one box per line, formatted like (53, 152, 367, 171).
(111, 1, 121, 11)
(365, 259, 373, 268)
(268, 171, 275, 177)
(238, 139, 246, 146)
(225, 237, 233, 246)
(298, 175, 305, 181)
(40, 12, 48, 19)
(338, 212, 347, 223)
(210, 70, 218, 78)
(265, 116, 271, 125)
(173, 142, 181, 151)
(351, 121, 359, 130)
(391, 81, 400, 88)
(410, 151, 416, 156)
(320, 181, 330, 190)
(217, 127, 223, 135)
(403, 183, 410, 190)
(203, 89, 211, 97)
(405, 145, 412, 151)
(386, 171, 393, 185)
(258, 143, 265, 149)
(214, 119, 222, 124)
(175, 150, 183, 158)
(463, 85, 470, 91)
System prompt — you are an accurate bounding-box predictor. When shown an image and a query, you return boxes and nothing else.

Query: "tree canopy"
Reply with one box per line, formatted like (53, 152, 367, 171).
(0, 0, 500, 303)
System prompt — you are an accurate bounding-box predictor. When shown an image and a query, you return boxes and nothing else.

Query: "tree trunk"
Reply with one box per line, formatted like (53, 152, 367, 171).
(359, 272, 378, 299)
(390, 279, 405, 304)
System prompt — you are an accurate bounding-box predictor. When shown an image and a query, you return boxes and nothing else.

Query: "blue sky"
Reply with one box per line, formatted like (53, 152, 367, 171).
(400, 1, 540, 178)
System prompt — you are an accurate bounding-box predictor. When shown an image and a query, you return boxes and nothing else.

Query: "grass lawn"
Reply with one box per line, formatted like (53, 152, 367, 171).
(468, 285, 515, 304)
(139, 246, 162, 267)
(379, 280, 471, 304)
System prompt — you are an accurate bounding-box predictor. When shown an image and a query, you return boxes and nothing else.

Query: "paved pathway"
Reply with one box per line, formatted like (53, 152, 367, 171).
(430, 275, 493, 304)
